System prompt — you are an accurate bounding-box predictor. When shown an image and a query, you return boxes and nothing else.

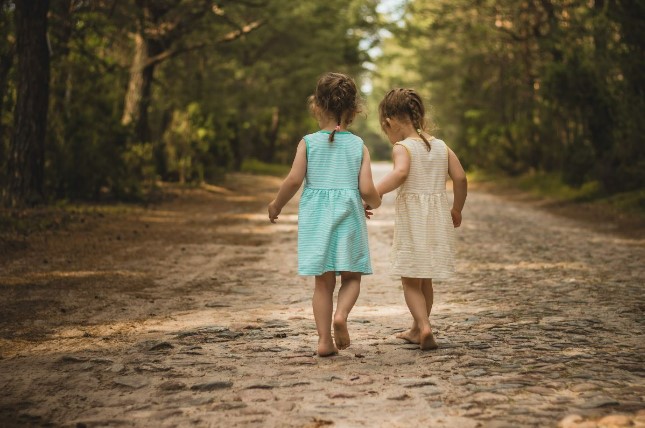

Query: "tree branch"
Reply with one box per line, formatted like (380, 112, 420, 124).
(495, 26, 530, 42)
(142, 19, 264, 69)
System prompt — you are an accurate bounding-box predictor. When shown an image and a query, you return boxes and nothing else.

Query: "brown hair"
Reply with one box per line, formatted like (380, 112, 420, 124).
(378, 88, 432, 151)
(310, 72, 361, 142)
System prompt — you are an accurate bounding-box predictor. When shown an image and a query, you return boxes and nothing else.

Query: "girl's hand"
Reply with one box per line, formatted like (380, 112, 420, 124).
(363, 202, 373, 219)
(268, 201, 281, 223)
(451, 208, 462, 228)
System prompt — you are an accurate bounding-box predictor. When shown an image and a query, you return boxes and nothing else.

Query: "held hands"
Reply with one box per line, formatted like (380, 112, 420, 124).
(268, 200, 281, 223)
(364, 193, 384, 219)
(451, 208, 462, 228)
(363, 202, 373, 219)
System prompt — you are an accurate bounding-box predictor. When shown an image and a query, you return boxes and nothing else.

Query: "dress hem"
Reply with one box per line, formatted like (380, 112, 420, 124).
(389, 271, 454, 281)
(298, 270, 373, 277)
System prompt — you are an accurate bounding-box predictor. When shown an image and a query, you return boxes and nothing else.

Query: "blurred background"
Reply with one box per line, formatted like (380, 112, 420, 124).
(1, 0, 643, 208)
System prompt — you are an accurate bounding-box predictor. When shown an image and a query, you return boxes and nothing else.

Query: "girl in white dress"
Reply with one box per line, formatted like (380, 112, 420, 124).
(372, 88, 468, 350)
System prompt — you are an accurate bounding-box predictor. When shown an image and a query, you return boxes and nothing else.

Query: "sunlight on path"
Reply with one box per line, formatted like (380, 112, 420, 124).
(0, 167, 643, 427)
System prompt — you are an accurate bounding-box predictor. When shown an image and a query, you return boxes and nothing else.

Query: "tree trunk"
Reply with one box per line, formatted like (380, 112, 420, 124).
(0, 0, 15, 157)
(121, 33, 147, 141)
(264, 106, 280, 162)
(0, 46, 14, 165)
(155, 106, 174, 179)
(50, 0, 73, 120)
(121, 33, 160, 143)
(231, 122, 243, 171)
(5, 0, 50, 207)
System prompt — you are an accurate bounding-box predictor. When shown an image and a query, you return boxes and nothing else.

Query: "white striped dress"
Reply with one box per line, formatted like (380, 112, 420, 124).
(390, 137, 455, 279)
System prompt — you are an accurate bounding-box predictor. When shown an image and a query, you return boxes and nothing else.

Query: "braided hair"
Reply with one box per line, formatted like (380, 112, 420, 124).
(310, 72, 361, 142)
(378, 88, 433, 151)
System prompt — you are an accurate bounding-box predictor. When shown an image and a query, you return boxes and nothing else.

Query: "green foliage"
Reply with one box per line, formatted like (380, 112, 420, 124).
(370, 0, 644, 194)
(161, 103, 232, 183)
(4, 0, 640, 203)
(0, 0, 380, 202)
(38, 1, 145, 201)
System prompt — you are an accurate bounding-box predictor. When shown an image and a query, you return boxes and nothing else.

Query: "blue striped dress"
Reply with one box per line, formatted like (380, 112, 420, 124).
(297, 130, 372, 276)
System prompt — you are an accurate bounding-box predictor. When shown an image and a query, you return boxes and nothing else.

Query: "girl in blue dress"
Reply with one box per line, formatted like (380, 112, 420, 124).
(268, 72, 381, 356)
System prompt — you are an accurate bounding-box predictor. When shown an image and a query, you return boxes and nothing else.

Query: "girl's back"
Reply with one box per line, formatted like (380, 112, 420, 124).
(304, 131, 363, 189)
(391, 137, 455, 279)
(298, 130, 371, 276)
(397, 137, 448, 194)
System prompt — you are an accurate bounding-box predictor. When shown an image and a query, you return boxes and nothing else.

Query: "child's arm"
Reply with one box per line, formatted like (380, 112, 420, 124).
(448, 148, 467, 227)
(375, 144, 410, 197)
(268, 140, 307, 223)
(359, 145, 382, 209)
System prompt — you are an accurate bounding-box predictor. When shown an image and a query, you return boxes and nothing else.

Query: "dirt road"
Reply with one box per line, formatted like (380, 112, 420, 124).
(1, 164, 643, 427)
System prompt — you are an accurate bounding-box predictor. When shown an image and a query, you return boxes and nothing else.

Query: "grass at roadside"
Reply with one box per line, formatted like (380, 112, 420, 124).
(468, 171, 645, 229)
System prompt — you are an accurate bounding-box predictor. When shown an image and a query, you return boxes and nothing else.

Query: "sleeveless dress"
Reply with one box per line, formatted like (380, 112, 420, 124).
(390, 137, 455, 279)
(297, 130, 372, 276)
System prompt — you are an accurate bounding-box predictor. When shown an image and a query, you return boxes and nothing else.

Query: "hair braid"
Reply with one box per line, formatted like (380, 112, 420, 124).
(407, 94, 431, 151)
(329, 92, 344, 142)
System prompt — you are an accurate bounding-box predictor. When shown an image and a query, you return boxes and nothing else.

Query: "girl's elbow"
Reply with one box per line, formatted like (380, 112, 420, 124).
(395, 169, 409, 181)
(284, 176, 302, 189)
(360, 191, 381, 208)
(454, 174, 467, 185)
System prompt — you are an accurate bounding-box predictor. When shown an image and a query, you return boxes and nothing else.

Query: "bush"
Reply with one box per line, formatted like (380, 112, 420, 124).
(241, 158, 290, 177)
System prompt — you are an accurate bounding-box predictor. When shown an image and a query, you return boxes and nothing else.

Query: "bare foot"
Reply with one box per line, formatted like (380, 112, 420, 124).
(419, 327, 438, 351)
(396, 328, 420, 344)
(317, 339, 339, 357)
(333, 317, 351, 350)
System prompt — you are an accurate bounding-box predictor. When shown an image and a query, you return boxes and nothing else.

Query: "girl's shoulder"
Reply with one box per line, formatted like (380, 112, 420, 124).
(400, 137, 449, 148)
(432, 138, 450, 155)
(303, 131, 364, 144)
(395, 137, 424, 152)
(395, 137, 450, 157)
(303, 131, 324, 142)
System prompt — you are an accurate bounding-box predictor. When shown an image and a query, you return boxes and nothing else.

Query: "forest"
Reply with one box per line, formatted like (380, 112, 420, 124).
(1, 3, 644, 424)
(1, 0, 643, 207)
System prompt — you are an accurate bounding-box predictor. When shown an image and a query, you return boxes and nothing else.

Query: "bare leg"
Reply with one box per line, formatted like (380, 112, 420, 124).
(313, 272, 338, 356)
(422, 278, 434, 316)
(397, 278, 433, 344)
(401, 277, 437, 350)
(333, 272, 361, 350)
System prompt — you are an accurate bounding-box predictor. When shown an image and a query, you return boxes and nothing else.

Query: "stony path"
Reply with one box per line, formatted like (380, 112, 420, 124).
(0, 164, 643, 427)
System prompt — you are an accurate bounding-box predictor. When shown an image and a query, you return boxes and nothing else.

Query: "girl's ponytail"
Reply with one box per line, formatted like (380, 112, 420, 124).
(329, 96, 344, 143)
(329, 121, 341, 143)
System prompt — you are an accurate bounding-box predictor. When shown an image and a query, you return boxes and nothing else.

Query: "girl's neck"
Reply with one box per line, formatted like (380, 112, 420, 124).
(399, 124, 420, 140)
(399, 123, 431, 141)
(319, 123, 347, 132)
(318, 116, 347, 132)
